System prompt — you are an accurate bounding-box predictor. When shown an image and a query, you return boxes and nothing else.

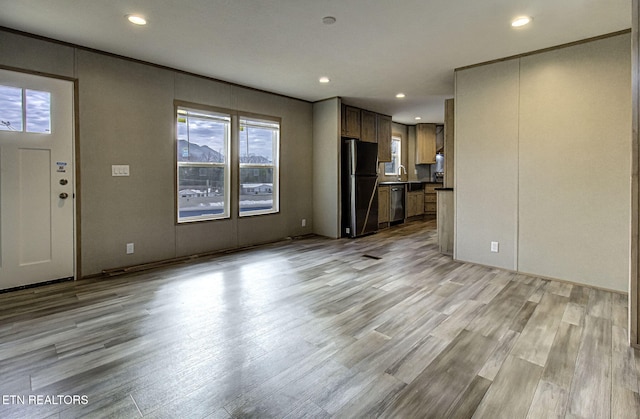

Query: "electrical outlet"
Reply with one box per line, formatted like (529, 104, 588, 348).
(301, 218, 306, 227)
(126, 243, 134, 254)
(491, 241, 499, 253)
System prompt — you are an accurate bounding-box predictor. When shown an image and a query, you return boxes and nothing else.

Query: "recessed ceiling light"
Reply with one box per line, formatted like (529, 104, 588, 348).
(319, 76, 330, 83)
(322, 16, 336, 25)
(127, 14, 147, 25)
(511, 16, 532, 27)
(396, 93, 406, 99)
(415, 117, 422, 121)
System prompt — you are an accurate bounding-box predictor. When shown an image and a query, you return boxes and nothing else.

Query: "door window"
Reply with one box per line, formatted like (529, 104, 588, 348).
(0, 85, 51, 133)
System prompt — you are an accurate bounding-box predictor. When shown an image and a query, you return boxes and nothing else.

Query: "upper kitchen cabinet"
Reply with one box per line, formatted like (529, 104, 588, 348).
(341, 103, 393, 162)
(341, 104, 361, 139)
(416, 123, 436, 164)
(361, 110, 377, 142)
(377, 114, 392, 162)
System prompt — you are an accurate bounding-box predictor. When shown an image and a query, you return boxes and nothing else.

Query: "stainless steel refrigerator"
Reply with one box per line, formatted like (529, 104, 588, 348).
(341, 139, 378, 238)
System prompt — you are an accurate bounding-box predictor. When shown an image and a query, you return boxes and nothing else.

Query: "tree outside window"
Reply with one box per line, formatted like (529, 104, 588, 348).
(384, 136, 401, 175)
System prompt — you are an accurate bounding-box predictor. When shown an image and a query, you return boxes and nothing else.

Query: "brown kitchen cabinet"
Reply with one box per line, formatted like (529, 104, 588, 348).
(378, 185, 390, 225)
(361, 110, 377, 143)
(377, 114, 392, 162)
(407, 190, 424, 218)
(424, 183, 441, 215)
(437, 189, 454, 255)
(343, 104, 392, 162)
(416, 123, 436, 164)
(341, 105, 361, 139)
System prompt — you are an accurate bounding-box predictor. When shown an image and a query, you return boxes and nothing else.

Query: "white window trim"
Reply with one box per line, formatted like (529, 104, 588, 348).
(384, 135, 402, 176)
(238, 116, 280, 217)
(176, 105, 231, 223)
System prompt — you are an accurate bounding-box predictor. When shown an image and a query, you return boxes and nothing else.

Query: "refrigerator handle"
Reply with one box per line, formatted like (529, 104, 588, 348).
(350, 140, 357, 175)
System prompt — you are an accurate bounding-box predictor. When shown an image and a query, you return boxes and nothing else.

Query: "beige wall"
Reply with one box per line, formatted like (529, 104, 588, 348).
(0, 31, 75, 77)
(455, 33, 631, 291)
(455, 59, 520, 270)
(312, 98, 341, 238)
(0, 30, 314, 276)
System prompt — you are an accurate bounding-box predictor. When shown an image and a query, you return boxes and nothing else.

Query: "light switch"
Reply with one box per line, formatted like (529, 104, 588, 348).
(112, 165, 130, 176)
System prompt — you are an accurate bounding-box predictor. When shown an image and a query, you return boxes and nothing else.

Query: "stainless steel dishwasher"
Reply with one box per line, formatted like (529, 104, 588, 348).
(390, 185, 405, 223)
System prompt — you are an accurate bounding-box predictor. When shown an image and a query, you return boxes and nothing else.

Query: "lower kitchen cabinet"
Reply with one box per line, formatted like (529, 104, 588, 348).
(378, 186, 390, 224)
(424, 183, 441, 216)
(437, 189, 454, 255)
(407, 191, 424, 218)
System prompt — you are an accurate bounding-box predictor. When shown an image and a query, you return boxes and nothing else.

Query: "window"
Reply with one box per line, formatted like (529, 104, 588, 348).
(175, 106, 280, 221)
(176, 106, 230, 223)
(0, 85, 51, 133)
(384, 136, 402, 176)
(239, 116, 279, 216)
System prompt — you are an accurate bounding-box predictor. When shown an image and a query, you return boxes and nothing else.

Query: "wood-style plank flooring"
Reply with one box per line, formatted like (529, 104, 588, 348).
(0, 219, 639, 418)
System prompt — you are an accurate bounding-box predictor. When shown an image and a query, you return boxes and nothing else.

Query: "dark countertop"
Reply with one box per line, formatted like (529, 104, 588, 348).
(379, 181, 417, 185)
(435, 187, 454, 191)
(378, 180, 442, 185)
(379, 180, 442, 192)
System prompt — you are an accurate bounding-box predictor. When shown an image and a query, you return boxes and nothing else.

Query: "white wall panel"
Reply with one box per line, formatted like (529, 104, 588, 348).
(455, 59, 520, 270)
(312, 98, 340, 238)
(455, 33, 631, 292)
(518, 35, 631, 291)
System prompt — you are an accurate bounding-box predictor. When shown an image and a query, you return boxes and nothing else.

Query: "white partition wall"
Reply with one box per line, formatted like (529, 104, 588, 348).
(517, 37, 631, 290)
(312, 98, 341, 239)
(455, 33, 631, 292)
(455, 59, 520, 271)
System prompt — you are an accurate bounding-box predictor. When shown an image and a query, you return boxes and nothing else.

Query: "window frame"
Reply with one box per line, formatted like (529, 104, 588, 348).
(384, 135, 402, 176)
(238, 114, 281, 217)
(175, 102, 231, 224)
(0, 84, 52, 134)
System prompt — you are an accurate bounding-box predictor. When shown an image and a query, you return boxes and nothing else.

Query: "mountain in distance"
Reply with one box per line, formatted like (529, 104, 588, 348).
(177, 140, 224, 162)
(178, 140, 272, 163)
(177, 140, 272, 163)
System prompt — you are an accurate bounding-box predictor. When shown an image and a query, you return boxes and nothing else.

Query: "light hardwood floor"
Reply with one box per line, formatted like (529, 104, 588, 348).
(0, 219, 638, 418)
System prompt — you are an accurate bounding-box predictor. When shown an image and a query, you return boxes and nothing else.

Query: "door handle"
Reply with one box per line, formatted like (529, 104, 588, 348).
(59, 192, 69, 199)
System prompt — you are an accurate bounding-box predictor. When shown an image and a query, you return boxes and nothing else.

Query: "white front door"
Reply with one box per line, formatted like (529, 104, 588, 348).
(0, 69, 75, 290)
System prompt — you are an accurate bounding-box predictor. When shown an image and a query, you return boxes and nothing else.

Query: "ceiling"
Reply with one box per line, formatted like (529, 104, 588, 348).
(0, 0, 631, 124)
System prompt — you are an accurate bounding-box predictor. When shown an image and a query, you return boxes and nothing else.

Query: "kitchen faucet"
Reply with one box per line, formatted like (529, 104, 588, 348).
(398, 164, 407, 180)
